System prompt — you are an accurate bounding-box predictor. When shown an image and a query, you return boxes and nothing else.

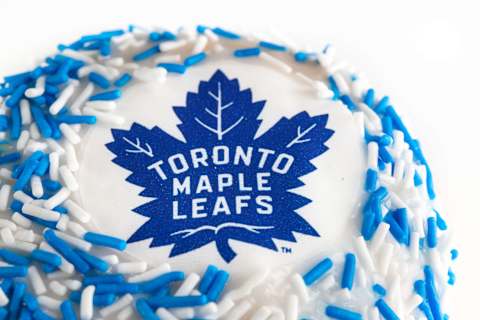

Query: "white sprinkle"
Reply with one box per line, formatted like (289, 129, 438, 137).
(405, 293, 423, 315)
(225, 268, 269, 301)
(378, 243, 395, 276)
(367, 141, 379, 170)
(117, 306, 134, 320)
(55, 230, 92, 252)
(85, 101, 117, 112)
(24, 140, 48, 154)
(251, 306, 273, 320)
(71, 83, 95, 115)
(25, 77, 45, 98)
(0, 219, 17, 231)
(101, 254, 119, 265)
(5, 239, 37, 252)
(128, 263, 171, 282)
(83, 107, 125, 125)
(65, 143, 79, 172)
(352, 112, 365, 137)
(174, 273, 200, 296)
(356, 266, 368, 288)
(63, 199, 90, 224)
(159, 39, 188, 52)
(46, 139, 65, 155)
(31, 175, 43, 198)
(49, 82, 76, 115)
(290, 273, 309, 304)
(59, 123, 81, 145)
(286, 294, 299, 320)
(355, 236, 376, 272)
(61, 48, 97, 64)
(67, 221, 87, 237)
(156, 308, 178, 320)
(269, 307, 286, 320)
(369, 222, 390, 254)
(59, 166, 79, 191)
(14, 229, 37, 243)
(171, 307, 194, 319)
(259, 52, 292, 74)
(0, 227, 15, 245)
(133, 66, 167, 83)
(223, 299, 251, 320)
(154, 54, 182, 64)
(410, 231, 420, 260)
(22, 203, 60, 221)
(80, 285, 95, 320)
(62, 279, 82, 291)
(49, 280, 67, 296)
(46, 271, 70, 280)
(38, 295, 62, 310)
(100, 294, 134, 317)
(0, 168, 12, 181)
(215, 298, 235, 318)
(195, 302, 218, 317)
(192, 35, 208, 54)
(78, 64, 111, 80)
(114, 261, 148, 274)
(332, 72, 350, 95)
(204, 28, 220, 42)
(48, 152, 60, 181)
(12, 212, 32, 228)
(0, 288, 8, 307)
(43, 187, 71, 210)
(16, 130, 30, 150)
(29, 266, 47, 295)
(0, 184, 11, 210)
(105, 57, 125, 67)
(56, 214, 69, 232)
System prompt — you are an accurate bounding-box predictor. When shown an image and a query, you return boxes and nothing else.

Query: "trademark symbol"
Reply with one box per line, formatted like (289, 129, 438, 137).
(282, 247, 292, 254)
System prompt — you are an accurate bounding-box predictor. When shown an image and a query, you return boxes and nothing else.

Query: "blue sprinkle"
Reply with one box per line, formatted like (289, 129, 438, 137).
(450, 249, 459, 260)
(114, 73, 133, 87)
(83, 231, 127, 251)
(0, 249, 29, 266)
(0, 115, 9, 131)
(94, 283, 139, 295)
(43, 179, 62, 192)
(89, 89, 122, 101)
(74, 249, 109, 273)
(184, 52, 207, 67)
(69, 291, 116, 307)
(100, 42, 111, 57)
(139, 271, 184, 293)
(0, 152, 21, 165)
(34, 155, 50, 176)
(375, 299, 400, 320)
(341, 253, 356, 290)
(198, 265, 218, 293)
(0, 266, 28, 278)
(365, 169, 378, 192)
(386, 106, 412, 144)
(196, 25, 208, 33)
(23, 293, 39, 311)
(363, 88, 375, 108)
(6, 84, 28, 108)
(340, 95, 357, 111)
(447, 268, 455, 285)
(19, 308, 32, 320)
(45, 114, 62, 140)
(361, 206, 376, 240)
(133, 45, 161, 62)
(158, 63, 186, 74)
(372, 186, 389, 202)
(375, 96, 390, 114)
(206, 270, 229, 302)
(435, 210, 447, 231)
(325, 305, 362, 320)
(303, 257, 333, 286)
(13, 151, 43, 191)
(424, 266, 443, 320)
(385, 211, 407, 245)
(259, 41, 287, 51)
(33, 309, 56, 320)
(294, 51, 309, 62)
(44, 229, 90, 274)
(327, 76, 340, 100)
(11, 105, 22, 140)
(135, 298, 160, 320)
(88, 72, 110, 89)
(427, 217, 438, 248)
(10, 282, 27, 320)
(0, 308, 6, 320)
(414, 171, 423, 186)
(31, 106, 53, 138)
(146, 294, 208, 308)
(233, 47, 261, 58)
(56, 114, 96, 125)
(212, 27, 241, 40)
(83, 274, 125, 286)
(41, 264, 58, 274)
(372, 283, 387, 296)
(60, 300, 77, 320)
(382, 116, 393, 137)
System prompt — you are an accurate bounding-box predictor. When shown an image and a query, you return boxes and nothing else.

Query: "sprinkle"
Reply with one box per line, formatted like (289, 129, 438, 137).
(114, 261, 147, 274)
(427, 217, 438, 248)
(365, 169, 378, 192)
(341, 253, 356, 290)
(290, 273, 309, 303)
(9, 282, 26, 319)
(0, 152, 21, 165)
(31, 249, 62, 267)
(259, 52, 292, 74)
(31, 106, 52, 138)
(157, 63, 186, 74)
(138, 271, 184, 293)
(83, 231, 127, 251)
(114, 73, 133, 87)
(22, 203, 61, 221)
(199, 265, 218, 293)
(174, 272, 200, 296)
(424, 266, 443, 320)
(354, 236, 375, 272)
(80, 285, 95, 320)
(259, 41, 287, 52)
(325, 305, 362, 320)
(0, 249, 29, 266)
(43, 187, 71, 210)
(146, 294, 208, 308)
(224, 300, 252, 320)
(372, 284, 387, 296)
(19, 99, 32, 125)
(450, 249, 458, 260)
(83, 274, 125, 286)
(44, 229, 90, 274)
(286, 294, 299, 320)
(233, 47, 261, 58)
(88, 72, 110, 89)
(133, 45, 161, 62)
(88, 89, 122, 101)
(27, 266, 47, 295)
(128, 263, 171, 283)
(6, 84, 28, 108)
(206, 270, 229, 302)
(375, 299, 400, 320)
(63, 199, 91, 223)
(184, 52, 207, 67)
(99, 293, 134, 317)
(303, 257, 333, 286)
(212, 27, 241, 40)
(363, 88, 375, 108)
(11, 105, 22, 139)
(60, 300, 77, 320)
(135, 298, 159, 320)
(49, 82, 76, 115)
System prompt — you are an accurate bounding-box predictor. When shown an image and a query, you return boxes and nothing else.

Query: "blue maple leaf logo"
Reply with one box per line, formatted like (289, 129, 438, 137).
(106, 70, 334, 262)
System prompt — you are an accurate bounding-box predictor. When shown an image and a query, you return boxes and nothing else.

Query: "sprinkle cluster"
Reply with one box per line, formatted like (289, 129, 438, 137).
(0, 24, 456, 320)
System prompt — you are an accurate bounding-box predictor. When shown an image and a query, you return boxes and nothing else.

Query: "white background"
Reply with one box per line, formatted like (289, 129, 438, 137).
(0, 0, 478, 318)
